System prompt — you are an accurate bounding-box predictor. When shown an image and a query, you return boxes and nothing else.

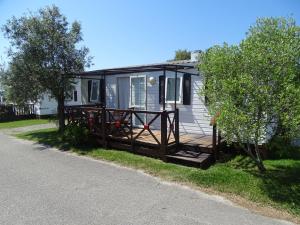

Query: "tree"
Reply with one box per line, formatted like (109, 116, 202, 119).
(2, 5, 92, 131)
(174, 49, 191, 60)
(199, 17, 300, 172)
(0, 62, 5, 100)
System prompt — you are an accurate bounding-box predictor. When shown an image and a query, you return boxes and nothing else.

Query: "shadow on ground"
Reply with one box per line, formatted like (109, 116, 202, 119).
(231, 155, 300, 215)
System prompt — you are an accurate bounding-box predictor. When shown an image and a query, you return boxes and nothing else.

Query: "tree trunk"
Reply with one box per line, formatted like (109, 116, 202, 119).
(254, 143, 266, 172)
(57, 93, 65, 132)
(244, 143, 266, 173)
(252, 110, 266, 173)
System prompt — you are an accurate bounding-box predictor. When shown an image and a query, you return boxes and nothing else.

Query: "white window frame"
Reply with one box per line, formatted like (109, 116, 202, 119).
(130, 75, 146, 108)
(90, 80, 100, 102)
(165, 76, 183, 104)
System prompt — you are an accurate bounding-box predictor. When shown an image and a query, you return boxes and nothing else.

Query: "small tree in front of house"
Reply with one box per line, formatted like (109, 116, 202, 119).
(174, 49, 191, 60)
(2, 5, 92, 131)
(199, 17, 300, 172)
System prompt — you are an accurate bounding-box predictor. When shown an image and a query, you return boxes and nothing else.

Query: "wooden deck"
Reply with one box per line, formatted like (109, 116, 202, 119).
(106, 128, 176, 145)
(179, 134, 214, 149)
(65, 105, 221, 169)
(104, 128, 217, 168)
(105, 128, 215, 151)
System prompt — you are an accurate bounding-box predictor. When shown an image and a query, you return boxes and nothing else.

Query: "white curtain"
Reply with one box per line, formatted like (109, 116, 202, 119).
(166, 78, 180, 101)
(131, 77, 145, 107)
(91, 80, 99, 101)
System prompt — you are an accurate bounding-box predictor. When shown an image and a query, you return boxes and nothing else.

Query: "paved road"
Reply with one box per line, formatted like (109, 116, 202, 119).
(0, 132, 293, 225)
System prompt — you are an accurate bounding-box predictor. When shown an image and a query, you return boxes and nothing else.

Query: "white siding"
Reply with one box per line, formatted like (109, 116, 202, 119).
(34, 93, 57, 115)
(35, 78, 82, 115)
(161, 71, 212, 135)
(65, 79, 82, 106)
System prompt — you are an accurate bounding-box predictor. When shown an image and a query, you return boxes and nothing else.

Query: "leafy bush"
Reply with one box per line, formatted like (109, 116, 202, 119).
(0, 104, 15, 121)
(267, 136, 300, 160)
(63, 123, 90, 146)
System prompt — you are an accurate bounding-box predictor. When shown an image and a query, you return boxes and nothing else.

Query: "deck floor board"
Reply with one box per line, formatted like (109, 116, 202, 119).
(104, 128, 215, 149)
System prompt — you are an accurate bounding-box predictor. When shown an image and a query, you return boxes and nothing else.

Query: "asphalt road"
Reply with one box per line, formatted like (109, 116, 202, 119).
(0, 131, 294, 225)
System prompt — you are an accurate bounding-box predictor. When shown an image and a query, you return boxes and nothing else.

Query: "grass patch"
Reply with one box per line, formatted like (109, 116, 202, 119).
(0, 119, 51, 129)
(16, 128, 300, 219)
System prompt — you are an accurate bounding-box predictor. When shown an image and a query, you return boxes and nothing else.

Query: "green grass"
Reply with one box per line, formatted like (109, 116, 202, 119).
(16, 128, 300, 219)
(0, 119, 51, 129)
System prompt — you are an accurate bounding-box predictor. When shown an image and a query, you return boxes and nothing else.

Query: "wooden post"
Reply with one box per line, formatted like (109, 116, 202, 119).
(66, 108, 70, 125)
(80, 108, 83, 125)
(174, 66, 177, 110)
(163, 69, 166, 111)
(160, 110, 168, 161)
(130, 109, 134, 152)
(175, 108, 179, 146)
(218, 130, 221, 146)
(212, 124, 218, 161)
(103, 73, 106, 107)
(101, 106, 107, 148)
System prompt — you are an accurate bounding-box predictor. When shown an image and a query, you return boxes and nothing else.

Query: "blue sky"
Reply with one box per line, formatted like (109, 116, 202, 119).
(0, 0, 299, 70)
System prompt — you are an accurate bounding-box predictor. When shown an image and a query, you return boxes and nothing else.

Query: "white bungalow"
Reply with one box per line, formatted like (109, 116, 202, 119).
(64, 51, 218, 168)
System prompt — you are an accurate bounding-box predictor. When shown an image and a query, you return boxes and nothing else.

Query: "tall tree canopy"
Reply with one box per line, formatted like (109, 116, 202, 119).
(199, 17, 300, 172)
(2, 5, 92, 130)
(174, 49, 191, 60)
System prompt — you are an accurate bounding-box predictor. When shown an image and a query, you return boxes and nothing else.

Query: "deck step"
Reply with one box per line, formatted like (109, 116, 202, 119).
(166, 150, 213, 169)
(178, 143, 214, 154)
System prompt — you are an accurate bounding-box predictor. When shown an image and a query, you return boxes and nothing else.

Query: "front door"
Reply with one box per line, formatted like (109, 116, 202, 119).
(130, 76, 146, 126)
(117, 77, 130, 109)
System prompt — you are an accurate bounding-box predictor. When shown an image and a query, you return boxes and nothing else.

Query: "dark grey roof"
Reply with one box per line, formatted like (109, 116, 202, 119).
(68, 61, 198, 78)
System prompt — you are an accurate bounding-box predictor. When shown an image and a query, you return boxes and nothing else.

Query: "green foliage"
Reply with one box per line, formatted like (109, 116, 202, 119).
(267, 136, 300, 159)
(174, 49, 191, 60)
(199, 17, 300, 171)
(1, 5, 92, 130)
(63, 123, 90, 146)
(2, 5, 91, 103)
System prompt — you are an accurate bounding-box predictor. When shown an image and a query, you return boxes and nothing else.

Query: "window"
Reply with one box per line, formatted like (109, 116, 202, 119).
(90, 80, 100, 102)
(65, 91, 73, 101)
(165, 77, 182, 103)
(130, 77, 146, 107)
(73, 90, 78, 102)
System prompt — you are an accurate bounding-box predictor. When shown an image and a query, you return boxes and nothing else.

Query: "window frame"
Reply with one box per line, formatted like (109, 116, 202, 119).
(90, 80, 100, 102)
(130, 75, 147, 108)
(64, 91, 73, 101)
(165, 76, 183, 104)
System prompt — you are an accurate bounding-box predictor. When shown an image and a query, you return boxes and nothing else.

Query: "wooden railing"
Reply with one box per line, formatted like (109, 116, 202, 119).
(65, 105, 179, 159)
(0, 103, 35, 122)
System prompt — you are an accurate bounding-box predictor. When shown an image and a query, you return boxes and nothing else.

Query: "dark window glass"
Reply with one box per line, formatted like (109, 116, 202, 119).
(74, 90, 78, 102)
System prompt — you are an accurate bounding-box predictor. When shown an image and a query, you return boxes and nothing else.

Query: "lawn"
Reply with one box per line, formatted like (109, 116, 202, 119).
(0, 119, 52, 129)
(16, 128, 300, 222)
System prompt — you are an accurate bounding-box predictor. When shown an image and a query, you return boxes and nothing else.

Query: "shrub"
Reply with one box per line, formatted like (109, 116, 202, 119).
(267, 136, 300, 160)
(63, 123, 90, 146)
